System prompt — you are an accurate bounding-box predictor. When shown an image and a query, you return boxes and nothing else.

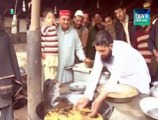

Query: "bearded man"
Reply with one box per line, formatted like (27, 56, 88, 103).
(75, 30, 151, 117)
(73, 10, 88, 53)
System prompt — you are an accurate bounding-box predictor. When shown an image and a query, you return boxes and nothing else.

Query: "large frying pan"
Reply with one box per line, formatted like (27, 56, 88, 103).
(42, 94, 114, 120)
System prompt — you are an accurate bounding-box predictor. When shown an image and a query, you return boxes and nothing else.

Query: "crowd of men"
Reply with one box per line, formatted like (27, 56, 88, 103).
(41, 2, 158, 85)
(40, 1, 158, 117)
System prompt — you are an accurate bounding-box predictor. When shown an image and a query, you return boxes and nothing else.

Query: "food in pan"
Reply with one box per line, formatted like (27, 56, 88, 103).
(44, 107, 103, 120)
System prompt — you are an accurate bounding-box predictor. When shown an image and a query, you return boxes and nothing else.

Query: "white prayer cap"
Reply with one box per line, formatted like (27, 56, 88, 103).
(74, 10, 84, 17)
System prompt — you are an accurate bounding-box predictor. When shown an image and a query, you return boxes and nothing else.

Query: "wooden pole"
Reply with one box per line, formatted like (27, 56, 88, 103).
(27, 0, 42, 119)
(30, 0, 40, 30)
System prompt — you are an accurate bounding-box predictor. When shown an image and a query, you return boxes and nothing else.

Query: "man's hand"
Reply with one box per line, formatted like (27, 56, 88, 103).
(84, 58, 92, 63)
(156, 57, 158, 63)
(42, 53, 46, 59)
(84, 58, 93, 68)
(74, 97, 90, 109)
(153, 49, 158, 62)
(89, 89, 109, 117)
(88, 99, 102, 117)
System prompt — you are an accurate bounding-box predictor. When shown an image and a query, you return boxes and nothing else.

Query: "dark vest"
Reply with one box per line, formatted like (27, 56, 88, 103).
(114, 17, 136, 46)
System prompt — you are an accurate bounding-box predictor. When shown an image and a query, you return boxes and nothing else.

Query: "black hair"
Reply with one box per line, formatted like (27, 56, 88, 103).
(114, 2, 125, 11)
(103, 13, 113, 20)
(42, 8, 54, 18)
(93, 13, 102, 18)
(150, 0, 158, 16)
(93, 30, 113, 47)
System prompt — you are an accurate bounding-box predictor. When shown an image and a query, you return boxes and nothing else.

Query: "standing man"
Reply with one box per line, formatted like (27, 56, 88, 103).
(83, 13, 91, 30)
(114, 4, 135, 46)
(73, 10, 89, 53)
(57, 10, 91, 85)
(75, 30, 151, 117)
(0, 27, 22, 120)
(148, 18, 158, 82)
(133, 25, 153, 72)
(86, 13, 104, 60)
(104, 14, 116, 39)
(148, 0, 158, 82)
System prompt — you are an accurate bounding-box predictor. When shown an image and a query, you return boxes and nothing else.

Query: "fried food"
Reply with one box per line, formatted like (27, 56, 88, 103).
(44, 107, 103, 120)
(77, 107, 92, 113)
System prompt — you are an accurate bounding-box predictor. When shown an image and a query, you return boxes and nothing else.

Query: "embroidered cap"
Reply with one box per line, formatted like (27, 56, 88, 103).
(59, 10, 71, 17)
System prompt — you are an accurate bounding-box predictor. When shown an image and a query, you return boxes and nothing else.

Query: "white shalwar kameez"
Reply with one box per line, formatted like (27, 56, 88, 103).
(57, 26, 85, 84)
(84, 41, 151, 100)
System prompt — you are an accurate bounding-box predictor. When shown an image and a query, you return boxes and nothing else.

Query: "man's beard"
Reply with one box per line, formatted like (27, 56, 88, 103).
(101, 50, 112, 63)
(75, 24, 82, 29)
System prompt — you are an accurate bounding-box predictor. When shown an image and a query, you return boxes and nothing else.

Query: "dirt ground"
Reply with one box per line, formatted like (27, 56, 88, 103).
(14, 105, 28, 120)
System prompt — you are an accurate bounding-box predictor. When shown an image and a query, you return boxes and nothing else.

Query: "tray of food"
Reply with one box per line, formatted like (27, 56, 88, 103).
(97, 84, 139, 103)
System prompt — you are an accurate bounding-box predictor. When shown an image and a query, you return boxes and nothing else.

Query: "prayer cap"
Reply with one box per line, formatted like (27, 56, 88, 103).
(74, 10, 84, 17)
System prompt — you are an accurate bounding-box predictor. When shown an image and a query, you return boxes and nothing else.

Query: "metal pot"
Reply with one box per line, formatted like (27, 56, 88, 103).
(97, 101, 114, 120)
(150, 81, 158, 97)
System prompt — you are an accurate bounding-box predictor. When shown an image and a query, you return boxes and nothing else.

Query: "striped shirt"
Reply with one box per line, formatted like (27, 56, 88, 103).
(135, 28, 153, 64)
(41, 24, 58, 55)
